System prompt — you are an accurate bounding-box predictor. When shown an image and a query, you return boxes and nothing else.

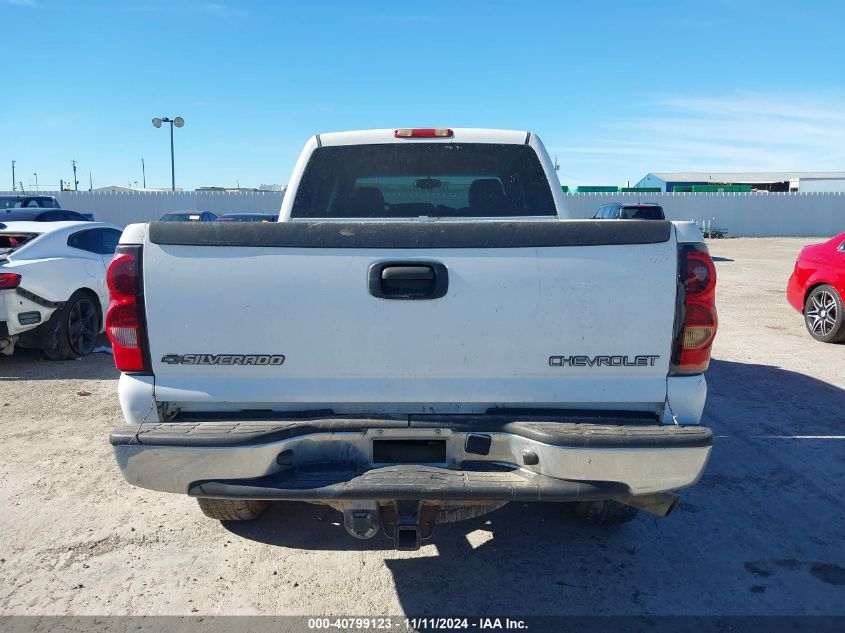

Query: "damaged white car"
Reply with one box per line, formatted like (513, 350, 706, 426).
(0, 221, 121, 359)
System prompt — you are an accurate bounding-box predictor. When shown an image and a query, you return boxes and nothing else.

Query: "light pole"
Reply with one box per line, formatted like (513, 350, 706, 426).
(152, 116, 184, 192)
(72, 159, 78, 191)
(11, 160, 15, 192)
(141, 158, 146, 188)
(33, 172, 39, 193)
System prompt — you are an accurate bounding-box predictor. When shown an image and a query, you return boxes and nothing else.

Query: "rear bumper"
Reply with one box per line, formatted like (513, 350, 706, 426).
(111, 414, 713, 500)
(786, 272, 805, 313)
(0, 287, 56, 339)
(187, 464, 632, 502)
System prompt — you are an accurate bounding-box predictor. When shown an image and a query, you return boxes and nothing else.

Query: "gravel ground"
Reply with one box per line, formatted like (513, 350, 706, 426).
(1, 237, 843, 616)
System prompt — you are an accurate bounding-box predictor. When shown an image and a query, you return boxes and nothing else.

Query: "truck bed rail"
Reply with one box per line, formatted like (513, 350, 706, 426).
(147, 220, 672, 249)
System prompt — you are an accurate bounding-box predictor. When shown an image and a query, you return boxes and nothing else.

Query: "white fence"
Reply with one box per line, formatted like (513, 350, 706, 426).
(0, 190, 285, 227)
(563, 192, 844, 237)
(3, 190, 844, 237)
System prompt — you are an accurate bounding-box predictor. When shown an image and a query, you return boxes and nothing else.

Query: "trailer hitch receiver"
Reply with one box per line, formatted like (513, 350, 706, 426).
(380, 501, 438, 551)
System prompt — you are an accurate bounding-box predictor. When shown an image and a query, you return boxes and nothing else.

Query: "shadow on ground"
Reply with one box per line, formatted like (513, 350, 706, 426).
(0, 336, 117, 381)
(705, 359, 845, 435)
(224, 359, 845, 615)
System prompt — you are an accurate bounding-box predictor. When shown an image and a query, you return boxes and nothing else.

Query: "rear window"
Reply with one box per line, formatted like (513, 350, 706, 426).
(161, 213, 202, 222)
(619, 205, 665, 220)
(37, 197, 61, 208)
(0, 198, 24, 209)
(0, 232, 41, 256)
(291, 143, 557, 219)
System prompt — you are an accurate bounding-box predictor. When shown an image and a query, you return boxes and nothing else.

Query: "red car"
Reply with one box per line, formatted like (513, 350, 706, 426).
(787, 232, 845, 343)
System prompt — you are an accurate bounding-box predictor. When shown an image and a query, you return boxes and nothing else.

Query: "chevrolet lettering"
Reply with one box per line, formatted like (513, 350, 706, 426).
(549, 355, 660, 367)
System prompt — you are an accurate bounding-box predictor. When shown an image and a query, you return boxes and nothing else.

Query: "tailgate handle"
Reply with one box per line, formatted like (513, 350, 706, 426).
(368, 262, 449, 300)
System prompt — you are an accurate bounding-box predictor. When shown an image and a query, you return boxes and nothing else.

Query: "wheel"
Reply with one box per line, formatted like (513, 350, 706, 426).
(196, 498, 268, 521)
(804, 285, 845, 343)
(571, 500, 639, 526)
(43, 290, 100, 360)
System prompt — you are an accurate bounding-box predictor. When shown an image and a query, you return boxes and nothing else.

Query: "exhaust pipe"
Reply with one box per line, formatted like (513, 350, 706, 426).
(621, 492, 680, 517)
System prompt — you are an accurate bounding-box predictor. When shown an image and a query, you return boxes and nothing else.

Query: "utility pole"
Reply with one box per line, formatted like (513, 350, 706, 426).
(152, 116, 184, 192)
(72, 159, 78, 191)
(11, 160, 16, 192)
(142, 158, 146, 188)
(170, 123, 174, 191)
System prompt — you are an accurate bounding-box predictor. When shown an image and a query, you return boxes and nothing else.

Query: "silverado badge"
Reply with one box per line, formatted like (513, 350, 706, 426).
(161, 354, 285, 366)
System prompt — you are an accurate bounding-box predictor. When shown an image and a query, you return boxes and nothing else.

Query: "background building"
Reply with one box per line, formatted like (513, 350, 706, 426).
(636, 172, 845, 193)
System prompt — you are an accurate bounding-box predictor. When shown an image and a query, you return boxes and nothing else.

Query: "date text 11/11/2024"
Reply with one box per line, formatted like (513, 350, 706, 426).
(306, 617, 529, 630)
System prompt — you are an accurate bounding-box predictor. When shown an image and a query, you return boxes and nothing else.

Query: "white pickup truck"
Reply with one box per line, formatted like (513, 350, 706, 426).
(108, 128, 717, 550)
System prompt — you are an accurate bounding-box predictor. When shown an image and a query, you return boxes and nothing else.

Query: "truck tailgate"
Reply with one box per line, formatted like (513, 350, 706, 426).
(141, 221, 677, 414)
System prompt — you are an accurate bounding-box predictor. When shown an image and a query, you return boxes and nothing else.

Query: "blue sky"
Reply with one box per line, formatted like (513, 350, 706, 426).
(2, 0, 844, 190)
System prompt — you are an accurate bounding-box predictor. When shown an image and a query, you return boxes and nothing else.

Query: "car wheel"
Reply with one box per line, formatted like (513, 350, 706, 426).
(43, 290, 100, 360)
(571, 499, 639, 526)
(804, 284, 845, 343)
(196, 498, 268, 521)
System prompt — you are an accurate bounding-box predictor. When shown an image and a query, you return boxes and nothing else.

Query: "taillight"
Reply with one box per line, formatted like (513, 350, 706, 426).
(106, 245, 150, 373)
(0, 273, 21, 289)
(684, 250, 716, 295)
(672, 244, 718, 374)
(394, 128, 454, 138)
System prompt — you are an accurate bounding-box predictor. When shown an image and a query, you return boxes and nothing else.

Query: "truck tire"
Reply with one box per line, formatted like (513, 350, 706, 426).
(804, 285, 845, 343)
(436, 502, 507, 524)
(571, 500, 639, 526)
(196, 498, 268, 521)
(43, 290, 100, 360)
